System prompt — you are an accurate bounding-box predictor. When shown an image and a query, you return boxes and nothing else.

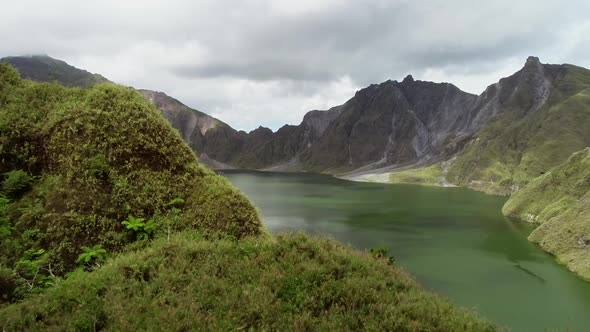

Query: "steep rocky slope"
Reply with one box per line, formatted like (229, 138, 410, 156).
(446, 57, 590, 194)
(300, 76, 479, 172)
(502, 148, 590, 279)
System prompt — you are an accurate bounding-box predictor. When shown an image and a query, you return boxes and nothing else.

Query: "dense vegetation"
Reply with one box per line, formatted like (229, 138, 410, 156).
(0, 63, 494, 330)
(0, 62, 261, 301)
(503, 148, 590, 279)
(0, 233, 495, 331)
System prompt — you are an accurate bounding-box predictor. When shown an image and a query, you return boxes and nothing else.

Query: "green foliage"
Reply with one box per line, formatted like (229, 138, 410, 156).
(0, 195, 11, 239)
(122, 215, 158, 241)
(2, 55, 109, 88)
(76, 245, 108, 269)
(2, 170, 34, 198)
(166, 197, 185, 208)
(121, 215, 146, 232)
(0, 65, 262, 280)
(370, 247, 396, 265)
(0, 266, 17, 303)
(13, 249, 55, 298)
(84, 153, 110, 180)
(0, 232, 496, 331)
(387, 163, 444, 186)
(503, 148, 590, 279)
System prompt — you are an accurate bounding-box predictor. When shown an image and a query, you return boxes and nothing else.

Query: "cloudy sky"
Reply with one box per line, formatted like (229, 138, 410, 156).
(1, 0, 589, 131)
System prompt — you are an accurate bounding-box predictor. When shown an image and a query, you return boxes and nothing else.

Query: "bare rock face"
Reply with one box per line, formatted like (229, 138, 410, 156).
(466, 55, 557, 129)
(300, 78, 478, 171)
(138, 90, 220, 139)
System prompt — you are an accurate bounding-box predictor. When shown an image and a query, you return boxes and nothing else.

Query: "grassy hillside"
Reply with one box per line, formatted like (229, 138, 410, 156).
(0, 233, 495, 331)
(1, 55, 109, 88)
(0, 62, 261, 299)
(447, 65, 590, 195)
(388, 164, 444, 186)
(502, 148, 590, 279)
(0, 63, 495, 330)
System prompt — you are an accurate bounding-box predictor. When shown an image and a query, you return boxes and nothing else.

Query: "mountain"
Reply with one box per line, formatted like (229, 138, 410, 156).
(0, 62, 494, 331)
(0, 55, 248, 169)
(299, 76, 479, 172)
(1, 55, 109, 87)
(503, 148, 590, 279)
(5, 55, 590, 196)
(182, 57, 590, 194)
(446, 57, 590, 194)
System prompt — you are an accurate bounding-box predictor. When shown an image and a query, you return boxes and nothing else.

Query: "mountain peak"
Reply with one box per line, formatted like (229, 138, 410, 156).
(525, 56, 541, 66)
(402, 74, 415, 83)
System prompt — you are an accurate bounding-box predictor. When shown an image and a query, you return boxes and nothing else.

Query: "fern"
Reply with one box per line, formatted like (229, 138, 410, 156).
(122, 215, 146, 232)
(76, 245, 108, 267)
(122, 215, 158, 241)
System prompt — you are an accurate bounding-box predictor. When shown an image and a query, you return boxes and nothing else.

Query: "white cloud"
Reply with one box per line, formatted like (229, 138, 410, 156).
(1, 0, 589, 130)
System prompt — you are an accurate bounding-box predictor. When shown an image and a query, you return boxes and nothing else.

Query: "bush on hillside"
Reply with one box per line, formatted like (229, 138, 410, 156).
(0, 233, 495, 331)
(2, 170, 34, 198)
(0, 63, 262, 282)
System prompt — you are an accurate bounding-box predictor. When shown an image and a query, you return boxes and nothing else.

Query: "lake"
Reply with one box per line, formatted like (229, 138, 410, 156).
(223, 170, 590, 332)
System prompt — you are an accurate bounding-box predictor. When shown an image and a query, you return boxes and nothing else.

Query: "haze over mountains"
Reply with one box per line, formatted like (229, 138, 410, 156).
(3, 54, 590, 196)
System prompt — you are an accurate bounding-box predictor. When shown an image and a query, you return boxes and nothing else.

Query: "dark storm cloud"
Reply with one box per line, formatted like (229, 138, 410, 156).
(1, 0, 589, 130)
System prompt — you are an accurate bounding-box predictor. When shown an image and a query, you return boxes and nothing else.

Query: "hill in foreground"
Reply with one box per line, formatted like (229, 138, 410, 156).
(0, 63, 495, 330)
(0, 61, 261, 295)
(503, 148, 590, 279)
(0, 233, 495, 331)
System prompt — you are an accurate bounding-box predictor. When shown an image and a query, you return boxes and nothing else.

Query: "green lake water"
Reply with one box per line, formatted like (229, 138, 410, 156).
(223, 170, 590, 332)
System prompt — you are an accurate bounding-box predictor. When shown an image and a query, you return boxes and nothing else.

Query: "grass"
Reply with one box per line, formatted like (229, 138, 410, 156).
(388, 163, 444, 186)
(447, 65, 590, 195)
(503, 148, 590, 279)
(0, 232, 496, 332)
(0, 62, 261, 284)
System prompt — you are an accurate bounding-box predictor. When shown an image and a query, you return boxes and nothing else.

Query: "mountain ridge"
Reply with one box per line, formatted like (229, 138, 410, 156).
(4, 54, 590, 195)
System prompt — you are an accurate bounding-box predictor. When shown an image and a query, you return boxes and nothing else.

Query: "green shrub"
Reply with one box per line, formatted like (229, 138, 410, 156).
(85, 153, 110, 180)
(2, 170, 33, 198)
(0, 66, 262, 277)
(0, 233, 496, 331)
(370, 247, 396, 265)
(76, 245, 108, 269)
(122, 215, 158, 241)
(0, 266, 17, 303)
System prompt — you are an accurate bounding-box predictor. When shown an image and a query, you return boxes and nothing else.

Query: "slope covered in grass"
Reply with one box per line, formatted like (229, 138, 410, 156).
(447, 64, 590, 195)
(388, 163, 444, 186)
(0, 62, 261, 300)
(1, 55, 108, 88)
(0, 233, 495, 331)
(502, 148, 590, 279)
